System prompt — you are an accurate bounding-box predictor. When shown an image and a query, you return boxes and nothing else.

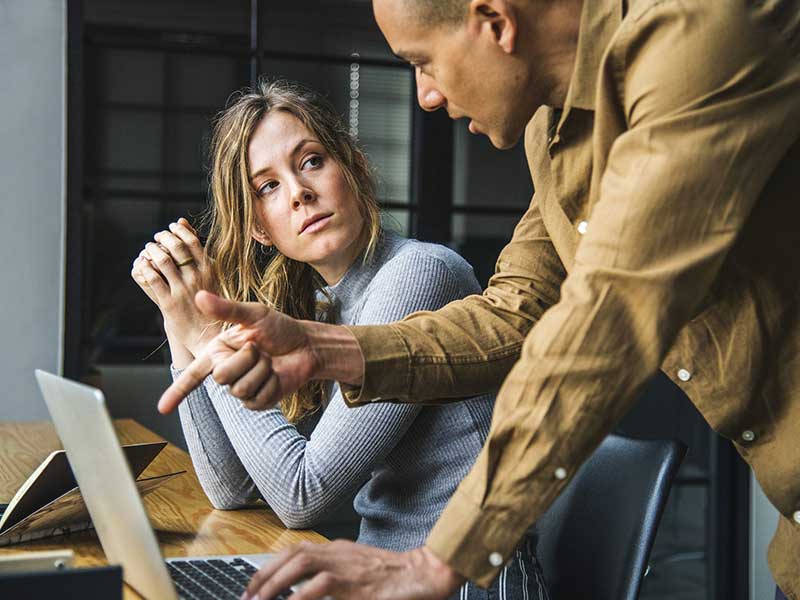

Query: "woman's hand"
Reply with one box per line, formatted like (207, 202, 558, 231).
(131, 218, 222, 364)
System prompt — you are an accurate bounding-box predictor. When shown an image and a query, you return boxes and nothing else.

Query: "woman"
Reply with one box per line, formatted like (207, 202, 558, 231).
(132, 79, 549, 599)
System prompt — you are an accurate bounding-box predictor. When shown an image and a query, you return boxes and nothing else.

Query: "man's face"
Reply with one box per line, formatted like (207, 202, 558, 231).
(373, 0, 539, 149)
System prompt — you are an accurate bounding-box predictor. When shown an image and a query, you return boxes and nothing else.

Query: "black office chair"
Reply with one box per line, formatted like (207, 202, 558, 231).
(530, 434, 686, 600)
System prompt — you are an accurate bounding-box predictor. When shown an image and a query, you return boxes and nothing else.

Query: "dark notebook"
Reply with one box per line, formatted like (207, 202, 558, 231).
(0, 442, 183, 546)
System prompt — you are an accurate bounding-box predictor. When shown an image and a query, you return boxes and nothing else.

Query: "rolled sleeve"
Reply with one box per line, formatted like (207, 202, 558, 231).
(341, 323, 411, 405)
(342, 195, 564, 406)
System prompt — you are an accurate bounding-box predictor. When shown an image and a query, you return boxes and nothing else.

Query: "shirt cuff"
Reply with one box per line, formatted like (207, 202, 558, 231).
(340, 324, 412, 406)
(425, 488, 532, 588)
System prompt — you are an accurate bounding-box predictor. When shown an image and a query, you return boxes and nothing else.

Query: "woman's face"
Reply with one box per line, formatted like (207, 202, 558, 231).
(248, 110, 366, 284)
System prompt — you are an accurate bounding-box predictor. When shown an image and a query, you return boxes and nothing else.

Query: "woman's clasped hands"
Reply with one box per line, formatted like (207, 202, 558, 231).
(130, 217, 222, 367)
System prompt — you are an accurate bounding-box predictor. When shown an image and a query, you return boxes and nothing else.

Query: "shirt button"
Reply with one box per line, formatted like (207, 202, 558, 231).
(741, 430, 755, 443)
(489, 552, 504, 567)
(677, 368, 692, 382)
(577, 220, 589, 235)
(554, 467, 567, 480)
(793, 511, 800, 525)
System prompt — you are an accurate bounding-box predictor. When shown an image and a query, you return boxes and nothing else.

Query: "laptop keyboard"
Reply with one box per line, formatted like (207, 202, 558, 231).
(167, 557, 292, 600)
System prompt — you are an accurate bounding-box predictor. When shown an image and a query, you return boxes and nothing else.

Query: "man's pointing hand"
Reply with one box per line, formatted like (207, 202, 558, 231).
(158, 290, 325, 414)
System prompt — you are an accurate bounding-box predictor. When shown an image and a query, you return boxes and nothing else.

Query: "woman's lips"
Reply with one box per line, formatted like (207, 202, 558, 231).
(301, 214, 332, 234)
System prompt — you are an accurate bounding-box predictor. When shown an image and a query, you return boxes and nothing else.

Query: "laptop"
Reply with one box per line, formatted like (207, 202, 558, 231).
(34, 369, 293, 600)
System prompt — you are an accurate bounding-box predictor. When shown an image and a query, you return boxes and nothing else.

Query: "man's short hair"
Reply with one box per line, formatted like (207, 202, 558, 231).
(405, 0, 469, 26)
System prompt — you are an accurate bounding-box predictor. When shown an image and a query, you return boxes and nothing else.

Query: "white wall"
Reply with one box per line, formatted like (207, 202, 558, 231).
(0, 0, 66, 420)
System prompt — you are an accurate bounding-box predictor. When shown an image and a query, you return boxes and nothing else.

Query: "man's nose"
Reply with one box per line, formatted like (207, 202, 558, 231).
(415, 70, 446, 112)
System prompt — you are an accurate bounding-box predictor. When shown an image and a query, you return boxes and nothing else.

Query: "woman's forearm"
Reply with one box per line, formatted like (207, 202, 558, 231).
(204, 377, 419, 529)
(165, 323, 195, 368)
(172, 368, 259, 508)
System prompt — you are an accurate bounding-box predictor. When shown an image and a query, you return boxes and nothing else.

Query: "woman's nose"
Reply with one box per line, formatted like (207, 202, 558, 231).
(291, 185, 315, 209)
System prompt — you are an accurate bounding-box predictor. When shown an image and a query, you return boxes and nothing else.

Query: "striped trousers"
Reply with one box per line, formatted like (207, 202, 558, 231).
(449, 538, 550, 600)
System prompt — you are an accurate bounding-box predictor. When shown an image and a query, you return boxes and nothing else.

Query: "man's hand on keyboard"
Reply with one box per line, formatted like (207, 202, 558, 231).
(241, 541, 464, 600)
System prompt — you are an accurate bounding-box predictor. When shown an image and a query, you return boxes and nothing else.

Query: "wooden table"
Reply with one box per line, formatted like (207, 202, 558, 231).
(0, 419, 327, 598)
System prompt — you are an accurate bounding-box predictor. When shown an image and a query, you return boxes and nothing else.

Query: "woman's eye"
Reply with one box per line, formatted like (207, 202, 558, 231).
(303, 155, 323, 169)
(259, 181, 279, 195)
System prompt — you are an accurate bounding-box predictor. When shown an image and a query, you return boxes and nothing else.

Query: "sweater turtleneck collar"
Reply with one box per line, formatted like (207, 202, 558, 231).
(321, 230, 402, 315)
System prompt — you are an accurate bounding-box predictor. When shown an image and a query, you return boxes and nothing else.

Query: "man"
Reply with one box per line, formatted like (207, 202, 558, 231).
(161, 0, 800, 598)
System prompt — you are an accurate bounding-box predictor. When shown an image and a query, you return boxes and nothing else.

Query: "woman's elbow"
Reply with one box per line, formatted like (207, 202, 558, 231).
(208, 496, 245, 511)
(272, 507, 321, 530)
(201, 485, 250, 510)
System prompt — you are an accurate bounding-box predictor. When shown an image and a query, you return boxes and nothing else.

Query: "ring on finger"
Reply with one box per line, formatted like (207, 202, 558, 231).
(175, 257, 194, 267)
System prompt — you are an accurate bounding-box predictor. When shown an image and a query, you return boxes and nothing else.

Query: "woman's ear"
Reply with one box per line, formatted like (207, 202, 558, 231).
(251, 225, 273, 247)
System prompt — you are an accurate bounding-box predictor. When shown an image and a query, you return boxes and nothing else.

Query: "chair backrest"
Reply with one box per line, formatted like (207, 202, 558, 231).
(530, 434, 686, 600)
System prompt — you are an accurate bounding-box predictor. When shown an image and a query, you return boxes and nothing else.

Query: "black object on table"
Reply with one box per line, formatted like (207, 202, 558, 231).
(0, 564, 123, 599)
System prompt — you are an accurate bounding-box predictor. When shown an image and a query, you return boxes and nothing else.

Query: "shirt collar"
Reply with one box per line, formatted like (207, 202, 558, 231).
(562, 0, 624, 112)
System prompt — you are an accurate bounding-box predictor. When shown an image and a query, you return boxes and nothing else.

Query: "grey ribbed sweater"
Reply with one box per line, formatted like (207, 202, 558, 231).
(174, 231, 495, 551)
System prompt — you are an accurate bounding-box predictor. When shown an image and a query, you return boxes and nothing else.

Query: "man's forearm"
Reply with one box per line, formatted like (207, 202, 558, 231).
(305, 320, 365, 386)
(339, 200, 564, 405)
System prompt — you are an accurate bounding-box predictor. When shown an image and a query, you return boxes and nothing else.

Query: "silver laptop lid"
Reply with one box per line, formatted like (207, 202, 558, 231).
(35, 369, 177, 600)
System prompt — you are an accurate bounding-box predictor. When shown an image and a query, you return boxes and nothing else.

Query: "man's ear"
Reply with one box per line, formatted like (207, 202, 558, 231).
(251, 225, 273, 248)
(467, 0, 518, 54)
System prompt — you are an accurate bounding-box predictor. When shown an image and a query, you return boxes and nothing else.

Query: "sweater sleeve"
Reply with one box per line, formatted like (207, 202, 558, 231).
(177, 250, 477, 528)
(174, 372, 259, 508)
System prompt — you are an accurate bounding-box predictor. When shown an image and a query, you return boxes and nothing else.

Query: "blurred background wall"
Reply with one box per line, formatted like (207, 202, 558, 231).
(0, 0, 66, 421)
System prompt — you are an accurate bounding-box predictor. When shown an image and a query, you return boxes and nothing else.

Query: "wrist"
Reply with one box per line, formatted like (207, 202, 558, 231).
(163, 323, 193, 368)
(304, 321, 365, 385)
(185, 322, 222, 357)
(413, 546, 465, 593)
(167, 338, 194, 369)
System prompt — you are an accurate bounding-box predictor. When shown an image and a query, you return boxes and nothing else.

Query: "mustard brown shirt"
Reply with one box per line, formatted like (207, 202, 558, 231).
(343, 0, 800, 594)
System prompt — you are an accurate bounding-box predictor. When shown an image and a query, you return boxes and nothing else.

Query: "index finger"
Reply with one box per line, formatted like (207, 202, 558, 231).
(246, 543, 322, 600)
(158, 351, 214, 414)
(169, 220, 204, 264)
(178, 217, 198, 236)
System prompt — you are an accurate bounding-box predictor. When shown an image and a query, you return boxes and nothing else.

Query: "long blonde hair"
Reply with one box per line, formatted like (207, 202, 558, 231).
(204, 79, 381, 422)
